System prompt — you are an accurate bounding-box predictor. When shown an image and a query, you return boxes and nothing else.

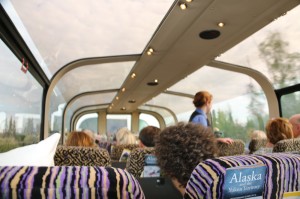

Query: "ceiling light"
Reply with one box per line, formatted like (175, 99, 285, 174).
(218, 22, 225, 27)
(121, 107, 126, 111)
(131, 73, 136, 78)
(147, 79, 159, 86)
(147, 48, 154, 55)
(122, 87, 126, 92)
(186, 0, 192, 2)
(128, 99, 136, 103)
(116, 96, 119, 100)
(179, 3, 187, 10)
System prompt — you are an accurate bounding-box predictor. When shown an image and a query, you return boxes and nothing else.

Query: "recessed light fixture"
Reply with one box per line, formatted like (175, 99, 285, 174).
(147, 48, 154, 55)
(121, 87, 126, 92)
(218, 22, 225, 27)
(128, 99, 136, 103)
(131, 73, 136, 78)
(121, 107, 126, 111)
(147, 79, 159, 86)
(116, 96, 119, 100)
(186, 0, 192, 2)
(179, 3, 187, 10)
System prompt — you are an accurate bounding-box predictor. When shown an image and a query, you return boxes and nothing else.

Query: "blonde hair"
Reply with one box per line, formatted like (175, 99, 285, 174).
(193, 91, 213, 108)
(65, 131, 95, 147)
(116, 127, 136, 145)
(250, 130, 267, 140)
(266, 118, 293, 145)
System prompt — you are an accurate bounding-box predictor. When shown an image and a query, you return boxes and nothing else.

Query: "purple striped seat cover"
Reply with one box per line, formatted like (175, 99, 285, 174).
(0, 166, 145, 199)
(184, 153, 300, 199)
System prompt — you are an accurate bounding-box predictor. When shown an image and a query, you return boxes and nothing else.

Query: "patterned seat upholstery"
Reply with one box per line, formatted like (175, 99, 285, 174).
(273, 138, 300, 152)
(97, 141, 112, 154)
(0, 166, 145, 199)
(126, 147, 155, 178)
(217, 139, 245, 156)
(184, 153, 300, 199)
(110, 144, 139, 161)
(54, 145, 111, 166)
(248, 138, 268, 154)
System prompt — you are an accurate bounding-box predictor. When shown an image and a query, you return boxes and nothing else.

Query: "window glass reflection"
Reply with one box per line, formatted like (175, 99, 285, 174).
(0, 39, 43, 152)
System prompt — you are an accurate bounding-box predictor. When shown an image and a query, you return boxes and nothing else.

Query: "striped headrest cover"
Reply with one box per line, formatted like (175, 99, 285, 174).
(184, 153, 300, 199)
(0, 166, 145, 199)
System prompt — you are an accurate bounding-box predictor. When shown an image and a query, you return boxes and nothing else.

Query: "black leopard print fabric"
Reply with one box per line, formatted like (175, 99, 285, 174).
(54, 145, 111, 166)
(217, 139, 245, 156)
(248, 138, 267, 154)
(273, 138, 300, 152)
(126, 148, 155, 178)
(110, 144, 139, 161)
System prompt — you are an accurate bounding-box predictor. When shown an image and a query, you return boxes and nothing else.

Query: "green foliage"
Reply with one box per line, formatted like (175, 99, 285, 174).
(212, 109, 248, 142)
(0, 133, 39, 153)
(281, 92, 300, 118)
(258, 32, 300, 89)
(23, 118, 35, 134)
(247, 31, 300, 123)
(23, 134, 39, 145)
(0, 136, 19, 153)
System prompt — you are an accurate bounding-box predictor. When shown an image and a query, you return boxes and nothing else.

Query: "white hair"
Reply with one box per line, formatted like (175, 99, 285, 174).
(116, 127, 136, 145)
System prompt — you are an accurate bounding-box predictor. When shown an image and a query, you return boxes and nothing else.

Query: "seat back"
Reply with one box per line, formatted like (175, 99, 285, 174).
(184, 153, 300, 199)
(110, 144, 139, 161)
(248, 138, 268, 154)
(97, 141, 112, 154)
(138, 177, 182, 199)
(54, 145, 111, 166)
(126, 147, 155, 178)
(217, 139, 245, 156)
(273, 138, 300, 152)
(0, 166, 145, 199)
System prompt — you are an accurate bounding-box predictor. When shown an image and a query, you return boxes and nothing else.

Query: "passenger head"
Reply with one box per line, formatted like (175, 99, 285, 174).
(193, 91, 213, 113)
(155, 122, 217, 195)
(289, 114, 300, 138)
(115, 127, 136, 145)
(265, 118, 293, 145)
(250, 130, 267, 140)
(65, 131, 95, 147)
(138, 126, 161, 147)
(82, 129, 95, 141)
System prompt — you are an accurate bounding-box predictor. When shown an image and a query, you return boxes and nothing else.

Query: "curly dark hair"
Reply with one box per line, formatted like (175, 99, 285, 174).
(155, 122, 217, 187)
(139, 126, 161, 147)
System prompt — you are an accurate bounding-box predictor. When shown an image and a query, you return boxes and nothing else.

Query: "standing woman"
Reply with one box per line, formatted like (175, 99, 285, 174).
(189, 91, 213, 127)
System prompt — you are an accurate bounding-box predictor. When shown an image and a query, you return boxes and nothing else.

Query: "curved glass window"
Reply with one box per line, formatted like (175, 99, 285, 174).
(64, 92, 116, 132)
(6, 0, 174, 78)
(106, 114, 132, 141)
(139, 113, 160, 131)
(76, 113, 98, 133)
(145, 93, 193, 123)
(139, 105, 176, 127)
(281, 91, 300, 118)
(167, 66, 269, 142)
(0, 39, 43, 152)
(216, 5, 300, 89)
(55, 61, 135, 103)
